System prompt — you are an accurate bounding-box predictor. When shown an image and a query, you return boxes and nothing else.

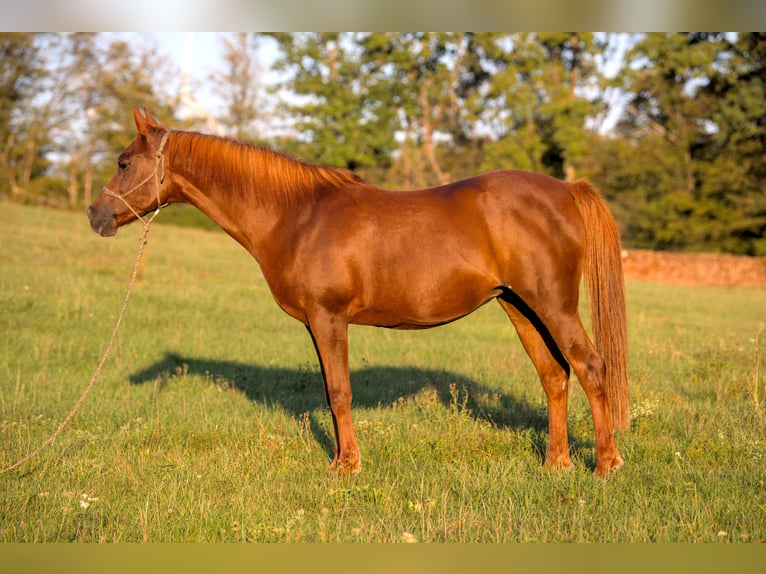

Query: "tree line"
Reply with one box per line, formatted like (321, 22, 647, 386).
(1, 32, 763, 255)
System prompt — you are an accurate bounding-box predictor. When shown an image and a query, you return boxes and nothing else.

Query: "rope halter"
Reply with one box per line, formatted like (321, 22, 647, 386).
(101, 130, 172, 226)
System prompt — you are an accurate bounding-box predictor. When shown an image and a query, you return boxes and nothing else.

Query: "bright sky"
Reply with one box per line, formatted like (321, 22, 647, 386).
(150, 33, 231, 117)
(153, 32, 221, 79)
(148, 32, 281, 120)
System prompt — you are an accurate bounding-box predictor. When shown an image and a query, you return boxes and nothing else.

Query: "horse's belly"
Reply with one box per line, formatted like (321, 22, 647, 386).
(349, 267, 502, 329)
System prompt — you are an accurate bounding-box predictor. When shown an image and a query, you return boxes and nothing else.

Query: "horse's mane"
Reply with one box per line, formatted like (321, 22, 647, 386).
(166, 130, 367, 206)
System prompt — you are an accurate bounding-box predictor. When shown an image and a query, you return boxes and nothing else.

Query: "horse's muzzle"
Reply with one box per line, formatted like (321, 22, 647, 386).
(87, 204, 118, 237)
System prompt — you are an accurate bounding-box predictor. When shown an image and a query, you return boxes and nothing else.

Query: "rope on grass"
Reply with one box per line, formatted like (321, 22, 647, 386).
(0, 212, 159, 475)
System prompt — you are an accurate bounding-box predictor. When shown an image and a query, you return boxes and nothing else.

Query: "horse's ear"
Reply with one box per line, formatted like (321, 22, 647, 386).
(143, 107, 162, 128)
(134, 105, 151, 136)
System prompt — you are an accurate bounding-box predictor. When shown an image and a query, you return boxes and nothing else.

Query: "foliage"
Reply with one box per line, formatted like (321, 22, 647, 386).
(0, 33, 55, 203)
(0, 32, 763, 254)
(474, 33, 604, 181)
(267, 33, 398, 173)
(0, 33, 175, 208)
(1, 202, 764, 542)
(604, 33, 765, 254)
(211, 33, 265, 144)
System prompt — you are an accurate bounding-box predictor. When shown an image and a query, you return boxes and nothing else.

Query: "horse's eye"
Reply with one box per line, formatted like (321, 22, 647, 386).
(118, 159, 128, 171)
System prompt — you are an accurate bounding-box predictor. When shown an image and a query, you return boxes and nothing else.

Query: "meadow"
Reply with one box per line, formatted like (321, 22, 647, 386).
(0, 201, 764, 542)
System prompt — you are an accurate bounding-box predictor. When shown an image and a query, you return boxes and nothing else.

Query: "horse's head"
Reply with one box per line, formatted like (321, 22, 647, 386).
(87, 106, 171, 237)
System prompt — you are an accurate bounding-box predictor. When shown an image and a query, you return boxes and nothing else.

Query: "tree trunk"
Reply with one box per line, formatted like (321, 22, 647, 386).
(419, 83, 450, 186)
(68, 153, 79, 207)
(83, 162, 93, 207)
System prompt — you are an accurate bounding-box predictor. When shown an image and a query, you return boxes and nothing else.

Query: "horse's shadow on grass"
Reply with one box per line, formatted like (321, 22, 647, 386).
(129, 351, 594, 468)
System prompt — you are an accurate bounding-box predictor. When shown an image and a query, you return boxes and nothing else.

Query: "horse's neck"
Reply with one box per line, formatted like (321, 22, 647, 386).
(166, 135, 307, 259)
(166, 131, 369, 262)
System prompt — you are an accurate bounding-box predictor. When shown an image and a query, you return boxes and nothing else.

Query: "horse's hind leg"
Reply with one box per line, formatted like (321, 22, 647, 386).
(498, 296, 574, 470)
(533, 308, 623, 477)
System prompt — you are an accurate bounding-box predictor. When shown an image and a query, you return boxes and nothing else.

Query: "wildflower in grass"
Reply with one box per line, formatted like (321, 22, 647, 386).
(79, 494, 99, 510)
(401, 531, 417, 543)
(630, 396, 660, 421)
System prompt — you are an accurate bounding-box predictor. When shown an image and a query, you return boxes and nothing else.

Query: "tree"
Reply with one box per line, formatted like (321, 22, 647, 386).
(212, 33, 264, 143)
(0, 33, 177, 208)
(696, 33, 766, 254)
(267, 32, 398, 174)
(266, 33, 606, 188)
(609, 32, 765, 253)
(64, 33, 176, 207)
(474, 33, 604, 181)
(361, 32, 488, 187)
(0, 33, 54, 202)
(1, 32, 760, 255)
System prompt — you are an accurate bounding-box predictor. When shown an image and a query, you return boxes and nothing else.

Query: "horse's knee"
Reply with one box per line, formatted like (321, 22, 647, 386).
(327, 388, 352, 410)
(541, 372, 569, 401)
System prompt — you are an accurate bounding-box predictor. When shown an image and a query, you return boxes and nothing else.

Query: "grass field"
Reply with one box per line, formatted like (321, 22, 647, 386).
(1, 201, 764, 542)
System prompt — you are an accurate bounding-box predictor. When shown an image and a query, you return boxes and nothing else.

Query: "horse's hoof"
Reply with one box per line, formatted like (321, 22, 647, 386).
(328, 457, 362, 477)
(543, 456, 575, 472)
(593, 454, 623, 478)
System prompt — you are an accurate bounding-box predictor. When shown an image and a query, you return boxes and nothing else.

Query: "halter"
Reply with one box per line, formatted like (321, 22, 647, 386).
(102, 130, 172, 225)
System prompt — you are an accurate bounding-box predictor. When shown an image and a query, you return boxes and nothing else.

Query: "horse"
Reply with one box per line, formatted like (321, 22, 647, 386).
(88, 107, 628, 477)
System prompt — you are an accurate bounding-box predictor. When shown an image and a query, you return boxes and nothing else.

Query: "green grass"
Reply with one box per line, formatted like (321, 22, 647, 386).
(1, 201, 764, 542)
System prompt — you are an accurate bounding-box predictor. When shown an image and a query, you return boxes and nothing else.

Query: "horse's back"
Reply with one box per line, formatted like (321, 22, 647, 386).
(459, 169, 585, 251)
(321, 168, 586, 285)
(321, 170, 584, 326)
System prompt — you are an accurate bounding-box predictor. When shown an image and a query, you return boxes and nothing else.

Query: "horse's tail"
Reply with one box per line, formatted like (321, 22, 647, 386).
(567, 179, 630, 430)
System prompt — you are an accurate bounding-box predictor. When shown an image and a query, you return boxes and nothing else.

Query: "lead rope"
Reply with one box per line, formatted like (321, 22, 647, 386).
(0, 134, 170, 476)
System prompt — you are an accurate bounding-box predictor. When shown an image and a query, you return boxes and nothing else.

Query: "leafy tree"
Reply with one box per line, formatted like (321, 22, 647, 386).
(212, 33, 265, 143)
(62, 33, 176, 206)
(0, 33, 52, 202)
(269, 32, 491, 188)
(474, 33, 604, 180)
(361, 32, 489, 187)
(609, 32, 764, 253)
(1, 32, 761, 255)
(267, 32, 398, 174)
(696, 33, 766, 254)
(0, 33, 177, 207)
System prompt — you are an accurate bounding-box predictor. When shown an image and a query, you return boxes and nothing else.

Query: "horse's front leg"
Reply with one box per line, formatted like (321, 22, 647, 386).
(306, 310, 361, 475)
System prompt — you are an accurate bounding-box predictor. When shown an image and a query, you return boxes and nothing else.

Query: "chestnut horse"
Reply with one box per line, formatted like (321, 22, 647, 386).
(88, 107, 628, 476)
